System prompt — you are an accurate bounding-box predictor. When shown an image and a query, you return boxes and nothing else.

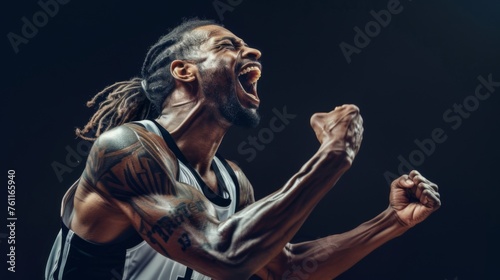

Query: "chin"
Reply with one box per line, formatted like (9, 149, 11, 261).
(216, 87, 260, 128)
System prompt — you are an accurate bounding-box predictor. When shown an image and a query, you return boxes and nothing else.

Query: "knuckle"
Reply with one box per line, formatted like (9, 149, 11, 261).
(396, 174, 409, 182)
(310, 112, 320, 120)
(310, 113, 324, 125)
(414, 174, 425, 182)
(345, 104, 360, 112)
(435, 199, 442, 208)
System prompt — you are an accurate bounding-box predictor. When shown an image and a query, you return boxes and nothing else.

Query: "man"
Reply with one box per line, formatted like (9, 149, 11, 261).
(45, 18, 441, 280)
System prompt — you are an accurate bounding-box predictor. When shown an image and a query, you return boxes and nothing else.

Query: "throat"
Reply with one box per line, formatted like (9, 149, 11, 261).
(157, 110, 228, 172)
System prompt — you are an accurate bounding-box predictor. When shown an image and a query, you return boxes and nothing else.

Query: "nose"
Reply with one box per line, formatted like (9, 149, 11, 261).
(242, 46, 262, 60)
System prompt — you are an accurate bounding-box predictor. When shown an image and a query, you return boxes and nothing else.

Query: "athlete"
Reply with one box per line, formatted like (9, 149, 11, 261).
(45, 18, 441, 280)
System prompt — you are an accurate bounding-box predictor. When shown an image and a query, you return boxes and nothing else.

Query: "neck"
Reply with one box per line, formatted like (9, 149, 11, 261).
(155, 92, 231, 177)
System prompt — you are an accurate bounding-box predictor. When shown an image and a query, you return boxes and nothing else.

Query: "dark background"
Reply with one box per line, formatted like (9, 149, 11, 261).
(2, 0, 500, 279)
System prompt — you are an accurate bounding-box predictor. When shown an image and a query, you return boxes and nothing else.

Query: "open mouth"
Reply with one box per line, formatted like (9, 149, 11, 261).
(237, 64, 261, 97)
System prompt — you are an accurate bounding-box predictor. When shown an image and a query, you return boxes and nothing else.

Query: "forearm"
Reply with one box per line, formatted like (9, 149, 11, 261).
(282, 208, 408, 279)
(216, 147, 350, 275)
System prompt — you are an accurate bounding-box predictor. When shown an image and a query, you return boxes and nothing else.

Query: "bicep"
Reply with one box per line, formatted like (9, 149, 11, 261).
(118, 184, 221, 264)
(114, 183, 234, 277)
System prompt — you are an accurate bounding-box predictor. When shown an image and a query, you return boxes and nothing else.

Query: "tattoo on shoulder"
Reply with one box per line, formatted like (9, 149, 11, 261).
(84, 129, 179, 201)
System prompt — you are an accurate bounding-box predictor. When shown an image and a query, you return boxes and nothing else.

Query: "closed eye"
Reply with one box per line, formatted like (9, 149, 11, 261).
(216, 38, 244, 50)
(218, 41, 235, 49)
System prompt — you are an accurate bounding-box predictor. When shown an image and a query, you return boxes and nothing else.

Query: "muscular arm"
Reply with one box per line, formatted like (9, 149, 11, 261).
(251, 172, 441, 280)
(234, 163, 407, 280)
(255, 208, 408, 280)
(84, 105, 362, 279)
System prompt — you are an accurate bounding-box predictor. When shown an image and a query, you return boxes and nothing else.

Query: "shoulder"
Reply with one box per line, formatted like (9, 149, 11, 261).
(94, 122, 159, 150)
(80, 123, 180, 203)
(225, 160, 248, 186)
(93, 123, 174, 159)
(86, 123, 178, 183)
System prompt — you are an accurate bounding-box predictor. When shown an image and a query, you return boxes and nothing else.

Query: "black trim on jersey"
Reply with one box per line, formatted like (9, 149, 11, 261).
(150, 119, 240, 208)
(52, 221, 67, 280)
(55, 222, 143, 280)
(214, 152, 241, 208)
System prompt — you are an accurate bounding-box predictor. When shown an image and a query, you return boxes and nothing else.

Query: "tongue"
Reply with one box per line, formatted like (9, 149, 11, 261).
(239, 74, 253, 94)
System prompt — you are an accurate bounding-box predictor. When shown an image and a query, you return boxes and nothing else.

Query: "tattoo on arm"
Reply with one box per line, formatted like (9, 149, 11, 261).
(138, 200, 207, 248)
(178, 233, 192, 251)
(83, 125, 209, 255)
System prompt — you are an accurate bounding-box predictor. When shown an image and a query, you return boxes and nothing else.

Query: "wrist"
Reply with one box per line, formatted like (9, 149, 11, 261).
(317, 144, 353, 172)
(382, 207, 410, 236)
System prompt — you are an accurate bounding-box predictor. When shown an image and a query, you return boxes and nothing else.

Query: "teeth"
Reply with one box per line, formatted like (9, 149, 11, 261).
(238, 65, 261, 83)
(238, 66, 260, 76)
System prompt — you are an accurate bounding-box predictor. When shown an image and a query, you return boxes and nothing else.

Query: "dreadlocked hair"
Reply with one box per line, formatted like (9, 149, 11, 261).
(75, 17, 221, 141)
(75, 78, 151, 141)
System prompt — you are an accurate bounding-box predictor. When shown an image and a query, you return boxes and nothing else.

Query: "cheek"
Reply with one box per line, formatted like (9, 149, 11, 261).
(202, 53, 236, 72)
(202, 64, 234, 85)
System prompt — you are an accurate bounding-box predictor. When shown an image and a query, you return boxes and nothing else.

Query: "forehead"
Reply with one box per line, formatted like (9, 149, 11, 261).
(193, 25, 245, 44)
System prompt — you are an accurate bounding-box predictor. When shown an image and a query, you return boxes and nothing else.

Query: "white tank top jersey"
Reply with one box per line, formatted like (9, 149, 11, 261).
(45, 120, 240, 280)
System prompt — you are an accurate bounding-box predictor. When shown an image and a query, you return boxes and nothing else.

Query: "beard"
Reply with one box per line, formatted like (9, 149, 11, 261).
(219, 89, 260, 128)
(201, 67, 261, 128)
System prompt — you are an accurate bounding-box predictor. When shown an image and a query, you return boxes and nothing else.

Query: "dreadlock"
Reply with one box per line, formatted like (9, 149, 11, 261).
(75, 78, 149, 141)
(76, 18, 221, 141)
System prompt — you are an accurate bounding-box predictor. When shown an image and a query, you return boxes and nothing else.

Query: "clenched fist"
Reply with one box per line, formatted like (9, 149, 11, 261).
(390, 170, 441, 228)
(310, 104, 364, 166)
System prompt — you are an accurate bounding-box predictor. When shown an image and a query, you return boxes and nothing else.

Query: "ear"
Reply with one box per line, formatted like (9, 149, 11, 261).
(170, 60, 197, 83)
